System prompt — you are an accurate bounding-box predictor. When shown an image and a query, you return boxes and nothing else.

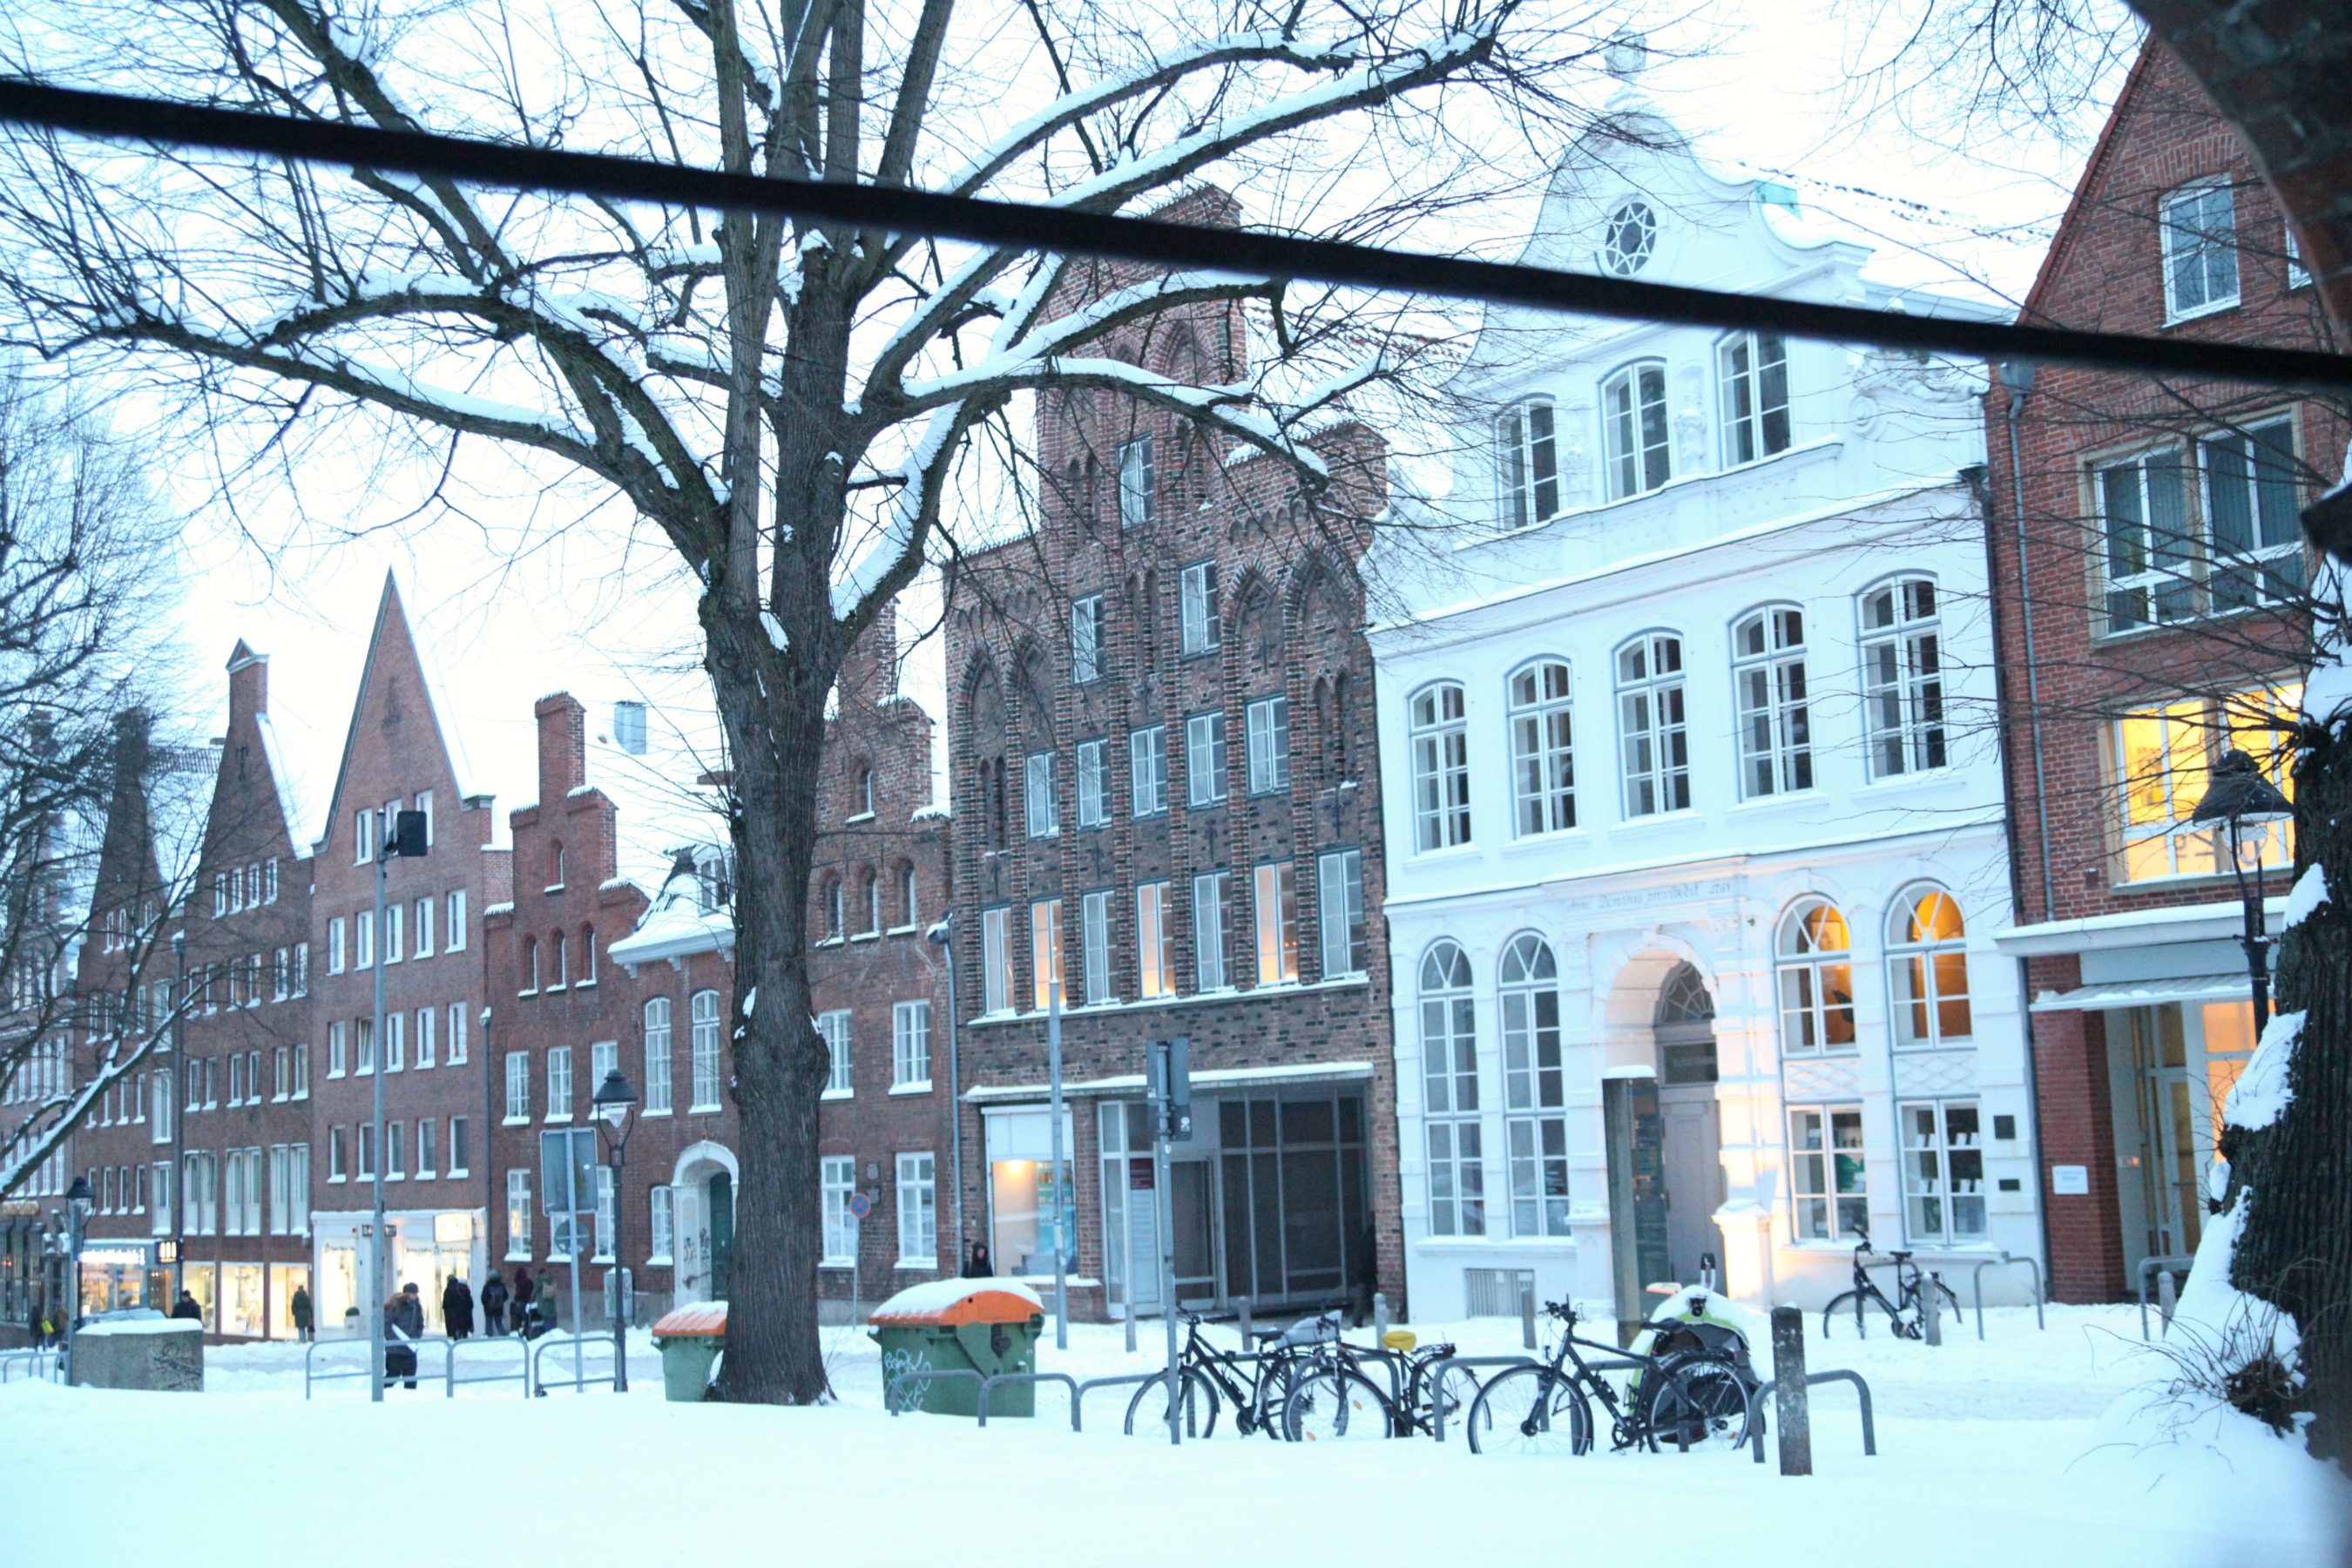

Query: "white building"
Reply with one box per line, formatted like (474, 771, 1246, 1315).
(1369, 102, 2042, 1323)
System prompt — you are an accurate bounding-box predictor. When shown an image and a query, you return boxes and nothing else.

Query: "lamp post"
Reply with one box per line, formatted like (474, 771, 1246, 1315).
(2191, 748, 2295, 1033)
(169, 929, 186, 1302)
(63, 1175, 91, 1378)
(591, 1066, 638, 1393)
(369, 808, 430, 1403)
(925, 916, 964, 1258)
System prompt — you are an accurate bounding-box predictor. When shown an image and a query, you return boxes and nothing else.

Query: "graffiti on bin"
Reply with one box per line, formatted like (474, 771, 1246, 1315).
(882, 1347, 934, 1411)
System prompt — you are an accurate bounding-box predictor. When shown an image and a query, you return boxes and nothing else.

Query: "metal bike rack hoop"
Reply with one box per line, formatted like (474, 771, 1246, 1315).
(1970, 1254, 2046, 1340)
(1747, 1370, 1876, 1465)
(1424, 1355, 1540, 1443)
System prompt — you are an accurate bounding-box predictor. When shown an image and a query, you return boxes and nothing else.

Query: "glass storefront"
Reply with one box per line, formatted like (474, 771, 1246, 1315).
(2112, 1000, 2255, 1269)
(222, 1263, 266, 1338)
(77, 1245, 167, 1316)
(267, 1265, 313, 1339)
(320, 1243, 360, 1334)
(182, 1262, 218, 1330)
(394, 1214, 479, 1332)
(984, 1110, 1076, 1281)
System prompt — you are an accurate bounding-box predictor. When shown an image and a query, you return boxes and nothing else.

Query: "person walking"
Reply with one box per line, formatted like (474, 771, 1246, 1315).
(442, 1274, 475, 1340)
(395, 1282, 426, 1341)
(510, 1265, 532, 1333)
(289, 1283, 314, 1342)
(170, 1290, 202, 1324)
(533, 1274, 559, 1339)
(382, 1294, 419, 1389)
(480, 1270, 509, 1335)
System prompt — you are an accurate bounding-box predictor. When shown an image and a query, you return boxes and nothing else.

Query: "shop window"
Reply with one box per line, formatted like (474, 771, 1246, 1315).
(1789, 1106, 1866, 1242)
(1899, 1101, 1985, 1245)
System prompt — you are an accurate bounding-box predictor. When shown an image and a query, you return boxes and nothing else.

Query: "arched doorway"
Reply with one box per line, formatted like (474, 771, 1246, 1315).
(671, 1141, 739, 1306)
(1653, 963, 1725, 1287)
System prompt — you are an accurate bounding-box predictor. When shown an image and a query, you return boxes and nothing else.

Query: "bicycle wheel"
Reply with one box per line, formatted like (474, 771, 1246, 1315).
(1242, 1354, 1301, 1438)
(1125, 1368, 1220, 1437)
(1463, 1365, 1593, 1456)
(1642, 1355, 1755, 1452)
(1283, 1367, 1396, 1442)
(1429, 1362, 1483, 1436)
(1821, 1289, 1897, 1339)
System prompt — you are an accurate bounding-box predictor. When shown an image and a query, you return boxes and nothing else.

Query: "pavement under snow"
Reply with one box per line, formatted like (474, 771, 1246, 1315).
(3, 1304, 2342, 1566)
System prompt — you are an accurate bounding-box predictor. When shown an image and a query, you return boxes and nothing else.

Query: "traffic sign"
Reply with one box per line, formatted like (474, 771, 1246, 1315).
(848, 1192, 872, 1220)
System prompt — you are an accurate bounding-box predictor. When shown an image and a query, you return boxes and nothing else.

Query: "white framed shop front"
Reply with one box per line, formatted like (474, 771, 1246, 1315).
(312, 1208, 484, 1334)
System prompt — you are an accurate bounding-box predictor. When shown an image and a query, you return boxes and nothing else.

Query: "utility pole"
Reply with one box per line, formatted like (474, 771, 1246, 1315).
(1048, 964, 1066, 1350)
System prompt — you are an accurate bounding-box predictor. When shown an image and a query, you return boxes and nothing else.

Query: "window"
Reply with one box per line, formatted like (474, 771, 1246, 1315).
(1245, 697, 1289, 794)
(853, 767, 874, 820)
(893, 1000, 932, 1089)
(1860, 578, 1946, 778)
(1508, 659, 1576, 835)
(387, 1012, 407, 1072)
(2117, 686, 2298, 881)
(816, 1010, 853, 1096)
(1139, 881, 1177, 999)
(1717, 332, 1790, 464)
(899, 863, 919, 927)
(355, 910, 374, 970)
(1499, 934, 1569, 1237)
(1118, 435, 1154, 527)
(1031, 898, 1064, 1010)
(448, 1004, 467, 1064)
(1790, 1107, 1869, 1242)
(1076, 739, 1109, 828)
(1598, 198, 1657, 276)
(690, 990, 723, 1110)
(1420, 941, 1484, 1236)
(355, 808, 375, 863)
(416, 1007, 436, 1069)
(2203, 419, 2303, 612)
(590, 1039, 618, 1109)
(1179, 560, 1219, 655)
(272, 947, 290, 1003)
(1615, 633, 1689, 816)
(821, 880, 843, 943)
(355, 1019, 374, 1076)
(594, 1166, 616, 1260)
(1129, 727, 1168, 816)
(504, 1051, 530, 1123)
(643, 997, 673, 1113)
(449, 1117, 470, 1178)
(1024, 752, 1058, 838)
(982, 907, 1015, 1014)
(2099, 447, 2193, 629)
(1317, 850, 1365, 979)
(649, 1185, 675, 1263)
(821, 1158, 857, 1265)
(327, 918, 346, 975)
(2161, 180, 2240, 319)
(861, 875, 881, 937)
(1186, 712, 1227, 806)
(417, 1117, 436, 1179)
(355, 1125, 375, 1185)
(1497, 398, 1559, 529)
(294, 1044, 309, 1099)
(506, 1170, 531, 1260)
(1409, 683, 1471, 851)
(1080, 891, 1112, 1005)
(545, 1046, 571, 1121)
(446, 889, 468, 951)
(328, 1022, 347, 1078)
(1602, 362, 1670, 499)
(1733, 605, 1812, 797)
(384, 902, 403, 963)
(152, 1161, 172, 1228)
(1071, 594, 1103, 683)
(1777, 899, 1855, 1056)
(896, 1152, 937, 1266)
(1900, 1101, 1986, 1244)
(228, 1052, 245, 1105)
(1253, 862, 1297, 986)
(1887, 888, 1972, 1049)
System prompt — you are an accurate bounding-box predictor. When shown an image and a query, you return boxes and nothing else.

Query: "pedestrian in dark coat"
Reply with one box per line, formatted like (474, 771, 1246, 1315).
(170, 1290, 202, 1323)
(290, 1284, 314, 1342)
(382, 1295, 419, 1389)
(442, 1275, 475, 1339)
(480, 1271, 510, 1335)
(395, 1282, 426, 1341)
(510, 1266, 532, 1327)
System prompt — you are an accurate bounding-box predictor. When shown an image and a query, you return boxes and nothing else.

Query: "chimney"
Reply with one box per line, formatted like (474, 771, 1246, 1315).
(226, 639, 268, 723)
(535, 693, 587, 806)
(839, 601, 900, 711)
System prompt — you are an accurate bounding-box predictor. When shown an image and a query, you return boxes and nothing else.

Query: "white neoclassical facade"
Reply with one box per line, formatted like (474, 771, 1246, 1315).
(1370, 102, 2042, 1322)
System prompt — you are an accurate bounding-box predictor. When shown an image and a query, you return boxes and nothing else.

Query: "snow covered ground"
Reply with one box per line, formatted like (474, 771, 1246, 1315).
(4, 1305, 2342, 1565)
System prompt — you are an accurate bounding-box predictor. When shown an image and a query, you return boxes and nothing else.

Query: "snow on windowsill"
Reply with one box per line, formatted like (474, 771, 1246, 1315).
(850, 931, 880, 943)
(890, 1082, 934, 1096)
(821, 1089, 852, 1102)
(886, 923, 919, 937)
(845, 812, 875, 825)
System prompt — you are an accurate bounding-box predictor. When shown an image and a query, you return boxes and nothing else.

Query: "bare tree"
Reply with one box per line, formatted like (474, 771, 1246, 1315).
(0, 0, 1626, 1401)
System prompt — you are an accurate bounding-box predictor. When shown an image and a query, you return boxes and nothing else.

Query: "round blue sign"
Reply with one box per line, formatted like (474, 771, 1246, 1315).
(848, 1192, 872, 1220)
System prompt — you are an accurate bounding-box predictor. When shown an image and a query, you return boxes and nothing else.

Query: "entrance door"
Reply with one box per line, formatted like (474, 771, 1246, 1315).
(707, 1173, 734, 1301)
(1653, 963, 1724, 1288)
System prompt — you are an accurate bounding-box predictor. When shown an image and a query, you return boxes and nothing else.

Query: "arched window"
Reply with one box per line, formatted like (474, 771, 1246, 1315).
(1508, 659, 1576, 836)
(862, 868, 882, 936)
(1655, 963, 1717, 1085)
(1614, 632, 1688, 817)
(1497, 933, 1567, 1236)
(551, 930, 568, 987)
(1418, 940, 1484, 1236)
(688, 990, 722, 1111)
(1733, 605, 1812, 798)
(822, 877, 844, 942)
(1859, 578, 1946, 779)
(1601, 361, 1670, 499)
(854, 765, 875, 819)
(1776, 899, 1855, 1056)
(1409, 682, 1471, 852)
(549, 841, 566, 889)
(1887, 888, 1971, 1048)
(641, 997, 673, 1114)
(524, 936, 538, 993)
(898, 862, 919, 929)
(1497, 398, 1559, 529)
(580, 927, 597, 985)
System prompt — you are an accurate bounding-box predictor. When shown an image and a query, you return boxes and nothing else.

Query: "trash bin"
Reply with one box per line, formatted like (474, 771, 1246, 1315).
(651, 1303, 727, 1402)
(868, 1280, 1045, 1417)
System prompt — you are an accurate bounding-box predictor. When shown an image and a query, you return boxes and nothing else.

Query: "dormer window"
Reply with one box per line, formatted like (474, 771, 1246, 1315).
(1599, 199, 1657, 276)
(1601, 362, 1670, 500)
(1718, 333, 1790, 465)
(1496, 399, 1558, 530)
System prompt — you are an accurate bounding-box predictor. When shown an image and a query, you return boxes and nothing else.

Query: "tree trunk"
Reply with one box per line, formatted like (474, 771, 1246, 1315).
(702, 612, 835, 1405)
(2228, 712, 2352, 1461)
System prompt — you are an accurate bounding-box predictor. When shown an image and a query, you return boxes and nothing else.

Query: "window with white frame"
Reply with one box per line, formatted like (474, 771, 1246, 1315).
(2206, 419, 2304, 612)
(649, 1185, 675, 1263)
(820, 1010, 852, 1096)
(896, 1152, 937, 1266)
(893, 1000, 932, 1089)
(1132, 880, 1173, 998)
(593, 1166, 615, 1260)
(1789, 1106, 1868, 1242)
(416, 896, 434, 957)
(1508, 659, 1576, 835)
(355, 1018, 374, 1075)
(1031, 898, 1064, 1009)
(1601, 361, 1670, 499)
(506, 1170, 532, 1260)
(691, 990, 723, 1109)
(1496, 397, 1559, 529)
(1253, 862, 1297, 986)
(417, 1116, 437, 1179)
(1615, 632, 1689, 817)
(2161, 180, 2240, 319)
(448, 1004, 467, 1064)
(1186, 712, 1227, 806)
(1245, 696, 1289, 794)
(1079, 891, 1112, 1005)
(643, 997, 673, 1113)
(821, 1157, 857, 1265)
(1076, 738, 1109, 828)
(1777, 899, 1855, 1056)
(1179, 560, 1219, 655)
(384, 902, 403, 963)
(354, 808, 375, 864)
(1899, 1100, 1986, 1244)
(1859, 578, 1946, 778)
(416, 1007, 436, 1069)
(545, 1046, 571, 1121)
(1129, 727, 1168, 817)
(355, 911, 374, 970)
(1717, 332, 1790, 465)
(2116, 685, 2298, 882)
(446, 889, 468, 951)
(1316, 850, 1364, 979)
(504, 1051, 530, 1123)
(1025, 753, 1058, 839)
(1887, 887, 1973, 1049)
(982, 907, 1015, 1014)
(1409, 682, 1471, 851)
(1420, 941, 1484, 1236)
(1733, 605, 1812, 797)
(1071, 594, 1103, 683)
(328, 1022, 348, 1080)
(448, 1117, 469, 1178)
(1499, 933, 1568, 1237)
(590, 1038, 618, 1105)
(1118, 436, 1154, 527)
(328, 918, 346, 975)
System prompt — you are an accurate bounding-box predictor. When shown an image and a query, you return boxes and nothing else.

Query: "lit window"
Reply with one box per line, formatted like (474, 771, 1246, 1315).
(1030, 899, 1063, 1010)
(1733, 605, 1812, 798)
(1496, 398, 1559, 528)
(1409, 682, 1470, 851)
(1601, 362, 1669, 499)
(1252, 862, 1297, 986)
(1776, 899, 1855, 1056)
(2116, 686, 2297, 882)
(1138, 881, 1176, 999)
(1717, 332, 1790, 464)
(1507, 659, 1575, 835)
(2160, 181, 2240, 319)
(1887, 888, 1972, 1048)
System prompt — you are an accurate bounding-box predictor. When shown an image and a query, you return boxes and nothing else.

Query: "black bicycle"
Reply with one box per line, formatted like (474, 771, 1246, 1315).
(1124, 1309, 1331, 1437)
(1821, 1221, 1961, 1339)
(1463, 1301, 1754, 1456)
(1274, 1329, 1468, 1443)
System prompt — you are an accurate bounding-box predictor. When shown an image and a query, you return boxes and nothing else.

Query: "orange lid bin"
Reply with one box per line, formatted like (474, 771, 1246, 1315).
(867, 1279, 1044, 1327)
(651, 1302, 729, 1339)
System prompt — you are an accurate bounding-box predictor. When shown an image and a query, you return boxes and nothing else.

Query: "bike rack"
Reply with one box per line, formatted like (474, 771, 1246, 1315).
(1747, 1370, 1877, 1464)
(971, 1370, 1084, 1429)
(305, 1334, 452, 1399)
(447, 1334, 531, 1397)
(1423, 1355, 1538, 1443)
(886, 1365, 986, 1416)
(1073, 1370, 1176, 1432)
(531, 1333, 621, 1394)
(0, 1347, 64, 1384)
(2138, 1254, 2195, 1340)
(1970, 1254, 2046, 1340)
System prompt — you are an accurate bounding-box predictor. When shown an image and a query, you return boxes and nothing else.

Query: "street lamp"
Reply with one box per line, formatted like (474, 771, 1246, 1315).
(2191, 748, 2295, 1032)
(63, 1174, 91, 1378)
(591, 1066, 638, 1393)
(169, 928, 186, 1304)
(368, 808, 429, 1404)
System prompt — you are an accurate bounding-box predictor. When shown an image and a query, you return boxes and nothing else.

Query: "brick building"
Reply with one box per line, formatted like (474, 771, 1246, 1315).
(1984, 44, 2347, 1300)
(943, 191, 1399, 1322)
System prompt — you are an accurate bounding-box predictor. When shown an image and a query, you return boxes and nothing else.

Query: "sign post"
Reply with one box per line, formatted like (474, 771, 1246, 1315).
(539, 1125, 598, 1389)
(1148, 1038, 1192, 1445)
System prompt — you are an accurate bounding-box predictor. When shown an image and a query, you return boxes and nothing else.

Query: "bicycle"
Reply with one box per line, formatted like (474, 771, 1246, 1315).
(1821, 1220, 1960, 1339)
(1124, 1309, 1331, 1437)
(1463, 1300, 1755, 1456)
(1281, 1329, 1482, 1443)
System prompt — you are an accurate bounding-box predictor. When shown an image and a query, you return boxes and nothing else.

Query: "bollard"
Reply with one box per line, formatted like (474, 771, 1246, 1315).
(1236, 1296, 1252, 1346)
(1125, 1303, 1137, 1355)
(2157, 1266, 2179, 1332)
(1373, 1292, 1389, 1343)
(1520, 1281, 1538, 1351)
(1922, 1274, 1942, 1346)
(1772, 1306, 1812, 1477)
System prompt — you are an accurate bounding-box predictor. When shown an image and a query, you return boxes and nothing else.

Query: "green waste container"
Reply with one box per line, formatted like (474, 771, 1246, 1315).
(650, 1303, 727, 1402)
(868, 1281, 1045, 1417)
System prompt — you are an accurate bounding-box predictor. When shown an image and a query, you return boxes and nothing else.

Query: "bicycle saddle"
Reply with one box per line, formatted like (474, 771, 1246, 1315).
(1887, 1250, 1914, 1262)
